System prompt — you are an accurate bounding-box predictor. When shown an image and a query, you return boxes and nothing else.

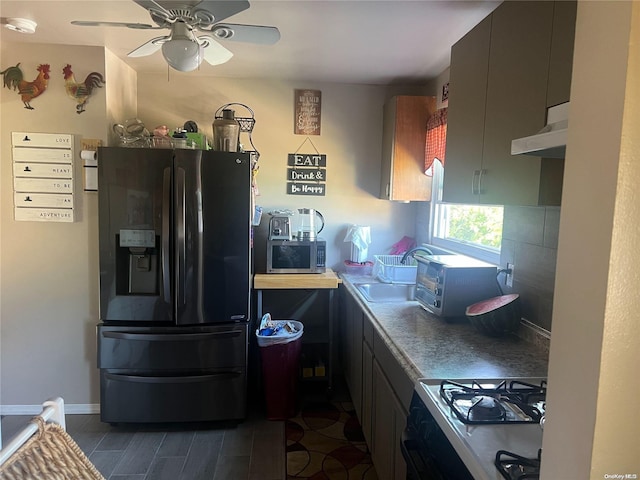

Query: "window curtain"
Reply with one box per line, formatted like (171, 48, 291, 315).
(425, 108, 447, 176)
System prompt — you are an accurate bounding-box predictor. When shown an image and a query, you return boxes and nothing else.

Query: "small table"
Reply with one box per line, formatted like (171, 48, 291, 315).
(254, 268, 342, 392)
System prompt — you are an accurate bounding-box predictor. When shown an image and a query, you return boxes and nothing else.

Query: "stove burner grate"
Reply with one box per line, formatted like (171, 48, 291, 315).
(467, 395, 507, 422)
(495, 449, 541, 480)
(440, 380, 546, 424)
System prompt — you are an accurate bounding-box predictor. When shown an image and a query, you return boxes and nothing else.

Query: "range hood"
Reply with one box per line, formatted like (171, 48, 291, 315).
(511, 102, 568, 158)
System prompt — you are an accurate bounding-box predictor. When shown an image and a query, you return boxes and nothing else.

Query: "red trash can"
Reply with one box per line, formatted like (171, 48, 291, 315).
(257, 320, 303, 420)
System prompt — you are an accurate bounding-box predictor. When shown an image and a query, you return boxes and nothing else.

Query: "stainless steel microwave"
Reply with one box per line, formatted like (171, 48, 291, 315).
(266, 238, 326, 274)
(414, 254, 499, 317)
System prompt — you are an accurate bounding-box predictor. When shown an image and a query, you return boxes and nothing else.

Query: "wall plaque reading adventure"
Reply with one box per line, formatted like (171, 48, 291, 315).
(12, 132, 75, 222)
(286, 153, 326, 196)
(294, 89, 321, 135)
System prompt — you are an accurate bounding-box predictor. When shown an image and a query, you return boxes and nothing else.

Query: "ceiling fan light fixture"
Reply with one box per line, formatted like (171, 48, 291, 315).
(161, 38, 203, 72)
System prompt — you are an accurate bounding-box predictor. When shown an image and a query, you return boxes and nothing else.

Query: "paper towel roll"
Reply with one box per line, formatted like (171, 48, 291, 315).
(81, 150, 97, 166)
(344, 225, 371, 263)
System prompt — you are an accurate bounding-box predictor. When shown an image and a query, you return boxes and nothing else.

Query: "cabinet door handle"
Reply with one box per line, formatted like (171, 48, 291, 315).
(471, 170, 480, 195)
(478, 169, 486, 195)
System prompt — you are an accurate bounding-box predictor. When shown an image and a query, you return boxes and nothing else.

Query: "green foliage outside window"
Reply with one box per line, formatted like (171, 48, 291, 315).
(445, 205, 503, 249)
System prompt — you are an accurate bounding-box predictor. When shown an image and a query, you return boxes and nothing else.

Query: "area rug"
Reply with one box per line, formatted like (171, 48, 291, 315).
(285, 401, 378, 480)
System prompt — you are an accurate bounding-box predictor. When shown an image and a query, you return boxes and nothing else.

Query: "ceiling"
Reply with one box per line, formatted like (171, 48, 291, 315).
(0, 0, 500, 85)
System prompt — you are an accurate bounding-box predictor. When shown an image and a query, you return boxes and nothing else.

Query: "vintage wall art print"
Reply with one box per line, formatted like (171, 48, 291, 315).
(294, 89, 321, 135)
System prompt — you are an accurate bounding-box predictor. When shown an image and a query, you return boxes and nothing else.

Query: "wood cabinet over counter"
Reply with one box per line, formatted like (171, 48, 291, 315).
(380, 95, 437, 202)
(443, 0, 576, 206)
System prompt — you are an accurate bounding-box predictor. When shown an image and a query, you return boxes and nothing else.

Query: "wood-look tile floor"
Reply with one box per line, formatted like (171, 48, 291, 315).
(1, 406, 285, 480)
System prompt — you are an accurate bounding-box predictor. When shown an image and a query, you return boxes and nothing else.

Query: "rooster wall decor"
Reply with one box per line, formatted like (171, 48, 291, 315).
(62, 64, 105, 114)
(0, 63, 50, 110)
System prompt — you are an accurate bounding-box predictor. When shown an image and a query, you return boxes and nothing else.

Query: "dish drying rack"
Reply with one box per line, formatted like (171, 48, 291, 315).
(214, 103, 260, 163)
(373, 254, 418, 284)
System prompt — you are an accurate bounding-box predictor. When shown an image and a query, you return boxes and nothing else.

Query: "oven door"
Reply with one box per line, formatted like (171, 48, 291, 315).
(401, 428, 441, 480)
(402, 391, 474, 480)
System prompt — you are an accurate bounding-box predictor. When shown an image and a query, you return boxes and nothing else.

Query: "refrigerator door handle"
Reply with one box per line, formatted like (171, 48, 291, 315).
(176, 167, 186, 308)
(104, 372, 244, 383)
(162, 167, 171, 303)
(101, 331, 244, 341)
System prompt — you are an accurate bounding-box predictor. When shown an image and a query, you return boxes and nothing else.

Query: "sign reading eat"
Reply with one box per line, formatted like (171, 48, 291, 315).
(287, 154, 327, 167)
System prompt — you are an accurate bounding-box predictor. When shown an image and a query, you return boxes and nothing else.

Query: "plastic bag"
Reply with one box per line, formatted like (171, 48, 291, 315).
(343, 225, 371, 263)
(256, 314, 303, 346)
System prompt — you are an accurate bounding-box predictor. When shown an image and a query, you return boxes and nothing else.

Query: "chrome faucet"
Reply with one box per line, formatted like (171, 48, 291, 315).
(401, 246, 434, 264)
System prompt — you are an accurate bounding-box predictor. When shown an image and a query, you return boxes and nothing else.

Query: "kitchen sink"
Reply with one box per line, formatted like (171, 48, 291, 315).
(355, 283, 416, 303)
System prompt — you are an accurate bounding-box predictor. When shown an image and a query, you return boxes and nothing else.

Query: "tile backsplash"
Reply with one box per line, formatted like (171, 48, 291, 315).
(500, 205, 559, 334)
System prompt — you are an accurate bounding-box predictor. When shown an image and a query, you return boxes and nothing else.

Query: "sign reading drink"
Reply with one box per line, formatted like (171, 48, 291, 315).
(287, 168, 326, 182)
(286, 153, 327, 196)
(294, 89, 321, 135)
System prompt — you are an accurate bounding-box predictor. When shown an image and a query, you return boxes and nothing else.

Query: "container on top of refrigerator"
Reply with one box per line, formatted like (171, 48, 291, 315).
(212, 109, 240, 152)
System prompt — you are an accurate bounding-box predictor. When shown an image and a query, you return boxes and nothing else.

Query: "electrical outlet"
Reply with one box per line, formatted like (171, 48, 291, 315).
(506, 263, 515, 288)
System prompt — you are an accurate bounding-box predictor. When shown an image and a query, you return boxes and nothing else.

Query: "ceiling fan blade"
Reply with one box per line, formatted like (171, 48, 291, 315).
(128, 36, 169, 57)
(212, 23, 280, 45)
(192, 0, 250, 23)
(131, 0, 173, 15)
(132, 0, 249, 24)
(71, 20, 158, 29)
(198, 36, 234, 66)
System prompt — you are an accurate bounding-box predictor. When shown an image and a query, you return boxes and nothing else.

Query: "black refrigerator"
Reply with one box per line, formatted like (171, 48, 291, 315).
(96, 147, 251, 423)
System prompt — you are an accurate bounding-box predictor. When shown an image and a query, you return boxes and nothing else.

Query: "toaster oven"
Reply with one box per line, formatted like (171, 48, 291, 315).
(414, 254, 499, 317)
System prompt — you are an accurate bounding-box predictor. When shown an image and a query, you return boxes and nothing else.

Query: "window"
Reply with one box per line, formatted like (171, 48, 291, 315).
(428, 160, 503, 265)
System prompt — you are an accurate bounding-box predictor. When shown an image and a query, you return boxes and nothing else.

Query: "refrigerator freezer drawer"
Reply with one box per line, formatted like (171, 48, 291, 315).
(100, 370, 246, 423)
(97, 324, 248, 371)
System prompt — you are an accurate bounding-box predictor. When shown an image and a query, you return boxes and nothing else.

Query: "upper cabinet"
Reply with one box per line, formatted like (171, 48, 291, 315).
(443, 1, 576, 206)
(546, 0, 578, 107)
(380, 95, 436, 202)
(440, 15, 492, 205)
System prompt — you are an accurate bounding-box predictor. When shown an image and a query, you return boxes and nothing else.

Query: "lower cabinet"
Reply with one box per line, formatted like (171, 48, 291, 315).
(372, 360, 403, 479)
(340, 292, 364, 418)
(361, 339, 374, 447)
(340, 287, 409, 480)
(370, 356, 408, 480)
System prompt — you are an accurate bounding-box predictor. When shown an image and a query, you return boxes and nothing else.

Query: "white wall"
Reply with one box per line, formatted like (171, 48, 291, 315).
(0, 42, 135, 409)
(541, 1, 640, 477)
(136, 74, 423, 270)
(104, 48, 138, 145)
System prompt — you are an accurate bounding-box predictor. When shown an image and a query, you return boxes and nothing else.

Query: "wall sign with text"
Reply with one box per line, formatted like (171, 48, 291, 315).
(294, 89, 321, 135)
(286, 153, 326, 196)
(12, 132, 75, 222)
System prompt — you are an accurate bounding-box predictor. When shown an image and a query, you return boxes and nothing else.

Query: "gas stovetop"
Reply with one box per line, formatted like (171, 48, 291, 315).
(495, 449, 542, 480)
(439, 379, 546, 425)
(416, 378, 546, 480)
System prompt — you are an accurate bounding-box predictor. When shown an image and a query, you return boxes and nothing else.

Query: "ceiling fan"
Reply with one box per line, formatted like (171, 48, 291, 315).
(71, 0, 280, 72)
